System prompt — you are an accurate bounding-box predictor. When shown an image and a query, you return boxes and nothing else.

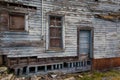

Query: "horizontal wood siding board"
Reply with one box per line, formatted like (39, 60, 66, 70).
(0, 41, 44, 47)
(0, 1, 37, 9)
(0, 0, 42, 57)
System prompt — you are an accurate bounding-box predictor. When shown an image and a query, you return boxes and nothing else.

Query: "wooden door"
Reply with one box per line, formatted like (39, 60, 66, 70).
(79, 30, 91, 56)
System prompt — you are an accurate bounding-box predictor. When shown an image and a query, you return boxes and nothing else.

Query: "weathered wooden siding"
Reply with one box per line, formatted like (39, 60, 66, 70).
(0, 0, 120, 70)
(41, 0, 93, 58)
(41, 0, 120, 59)
(0, 0, 43, 58)
(89, 0, 120, 59)
(1, 0, 120, 58)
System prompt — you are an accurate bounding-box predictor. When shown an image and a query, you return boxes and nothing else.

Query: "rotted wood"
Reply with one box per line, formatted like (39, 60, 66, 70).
(0, 1, 37, 10)
(0, 11, 9, 31)
(8, 56, 78, 68)
(94, 12, 120, 21)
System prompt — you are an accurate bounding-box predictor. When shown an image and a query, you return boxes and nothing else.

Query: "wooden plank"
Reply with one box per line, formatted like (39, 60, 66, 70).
(0, 41, 44, 47)
(9, 14, 25, 31)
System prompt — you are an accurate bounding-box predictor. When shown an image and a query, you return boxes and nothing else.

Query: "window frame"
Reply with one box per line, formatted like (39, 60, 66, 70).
(46, 15, 65, 52)
(8, 13, 28, 32)
(77, 27, 94, 58)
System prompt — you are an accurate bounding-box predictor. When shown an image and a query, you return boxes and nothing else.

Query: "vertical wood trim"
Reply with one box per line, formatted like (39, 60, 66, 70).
(77, 29, 79, 57)
(46, 15, 49, 50)
(62, 16, 65, 49)
(25, 14, 29, 31)
(91, 28, 94, 58)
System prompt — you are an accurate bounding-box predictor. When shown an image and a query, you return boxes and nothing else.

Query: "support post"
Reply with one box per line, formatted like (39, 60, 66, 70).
(71, 63, 73, 68)
(51, 65, 53, 70)
(14, 68, 18, 75)
(26, 67, 29, 74)
(20, 68, 23, 75)
(45, 66, 47, 72)
(58, 64, 61, 69)
(35, 66, 38, 73)
(68, 63, 70, 68)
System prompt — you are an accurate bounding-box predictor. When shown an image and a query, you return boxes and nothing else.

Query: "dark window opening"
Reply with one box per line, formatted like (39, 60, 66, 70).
(2, 55, 7, 65)
(73, 62, 76, 67)
(29, 67, 35, 73)
(95, 0, 99, 2)
(81, 62, 83, 67)
(10, 58, 16, 60)
(53, 64, 59, 70)
(9, 68, 14, 74)
(79, 62, 81, 67)
(23, 67, 27, 74)
(57, 64, 59, 69)
(60, 64, 63, 69)
(63, 62, 68, 68)
(17, 69, 20, 75)
(47, 65, 52, 70)
(53, 64, 57, 70)
(87, 61, 91, 65)
(76, 62, 79, 67)
(38, 66, 45, 71)
(69, 63, 72, 68)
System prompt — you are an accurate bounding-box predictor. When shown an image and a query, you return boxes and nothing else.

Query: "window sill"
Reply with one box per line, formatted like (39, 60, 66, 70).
(78, 54, 88, 56)
(46, 48, 64, 53)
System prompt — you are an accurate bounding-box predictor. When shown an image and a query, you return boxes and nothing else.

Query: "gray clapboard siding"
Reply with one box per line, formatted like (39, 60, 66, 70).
(0, 0, 120, 60)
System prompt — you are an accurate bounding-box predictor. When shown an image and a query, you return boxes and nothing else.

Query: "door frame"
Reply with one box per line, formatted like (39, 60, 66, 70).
(77, 26, 94, 58)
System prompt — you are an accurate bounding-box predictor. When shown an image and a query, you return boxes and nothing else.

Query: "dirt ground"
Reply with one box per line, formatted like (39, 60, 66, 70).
(1, 67, 120, 80)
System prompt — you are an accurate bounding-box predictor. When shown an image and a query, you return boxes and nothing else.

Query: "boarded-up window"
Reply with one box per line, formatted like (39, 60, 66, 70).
(49, 16, 62, 50)
(0, 12, 9, 31)
(9, 14, 25, 31)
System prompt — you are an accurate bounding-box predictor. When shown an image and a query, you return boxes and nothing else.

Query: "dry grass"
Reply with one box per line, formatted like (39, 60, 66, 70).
(75, 70, 120, 80)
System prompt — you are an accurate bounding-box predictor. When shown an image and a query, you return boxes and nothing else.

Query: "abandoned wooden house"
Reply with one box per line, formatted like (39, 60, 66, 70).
(0, 0, 120, 75)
